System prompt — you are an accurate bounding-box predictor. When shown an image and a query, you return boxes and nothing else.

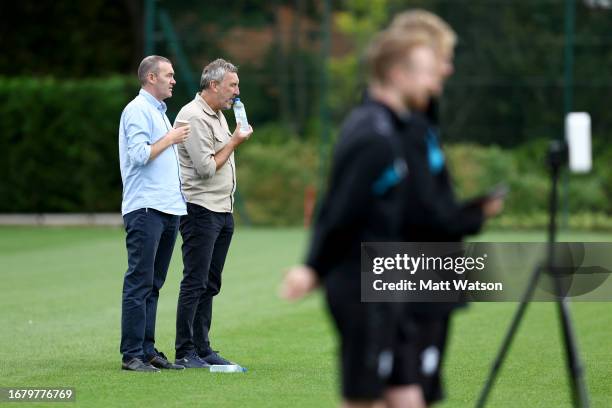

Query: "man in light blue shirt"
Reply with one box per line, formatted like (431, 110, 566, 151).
(118, 55, 190, 372)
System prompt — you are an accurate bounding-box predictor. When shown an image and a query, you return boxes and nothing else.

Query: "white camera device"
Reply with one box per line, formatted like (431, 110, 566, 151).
(565, 112, 592, 173)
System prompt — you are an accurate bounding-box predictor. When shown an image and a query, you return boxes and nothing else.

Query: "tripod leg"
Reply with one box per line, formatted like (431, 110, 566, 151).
(545, 139, 589, 406)
(555, 289, 590, 407)
(475, 265, 544, 408)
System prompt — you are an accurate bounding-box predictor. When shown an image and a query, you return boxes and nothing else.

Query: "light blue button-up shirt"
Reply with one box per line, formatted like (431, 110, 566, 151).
(118, 89, 187, 216)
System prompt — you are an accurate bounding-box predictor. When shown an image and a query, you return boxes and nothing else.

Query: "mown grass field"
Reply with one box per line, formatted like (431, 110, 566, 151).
(0, 227, 610, 407)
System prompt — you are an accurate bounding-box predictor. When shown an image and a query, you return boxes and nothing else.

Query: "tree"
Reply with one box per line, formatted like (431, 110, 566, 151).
(0, 0, 140, 77)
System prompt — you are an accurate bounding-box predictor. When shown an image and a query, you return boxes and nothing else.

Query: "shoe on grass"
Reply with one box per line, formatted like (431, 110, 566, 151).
(122, 357, 160, 372)
(148, 349, 185, 370)
(175, 351, 209, 368)
(200, 349, 234, 366)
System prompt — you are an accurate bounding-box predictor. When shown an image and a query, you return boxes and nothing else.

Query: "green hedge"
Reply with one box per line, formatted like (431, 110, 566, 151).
(2, 76, 611, 229)
(446, 142, 610, 215)
(0, 78, 320, 224)
(0, 76, 136, 212)
(488, 212, 612, 231)
(234, 124, 318, 226)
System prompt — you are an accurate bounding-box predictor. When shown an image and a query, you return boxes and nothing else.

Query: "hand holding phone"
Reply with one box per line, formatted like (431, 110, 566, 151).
(486, 183, 509, 200)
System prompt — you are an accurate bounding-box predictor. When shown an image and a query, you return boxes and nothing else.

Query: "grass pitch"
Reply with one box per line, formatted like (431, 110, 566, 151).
(0, 227, 610, 407)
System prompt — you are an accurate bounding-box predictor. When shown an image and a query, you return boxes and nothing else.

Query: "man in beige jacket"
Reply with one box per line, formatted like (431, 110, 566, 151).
(173, 58, 253, 368)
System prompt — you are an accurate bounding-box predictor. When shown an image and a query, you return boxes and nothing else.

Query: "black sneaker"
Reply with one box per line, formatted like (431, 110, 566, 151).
(175, 351, 209, 368)
(122, 357, 160, 372)
(148, 349, 185, 370)
(200, 349, 233, 365)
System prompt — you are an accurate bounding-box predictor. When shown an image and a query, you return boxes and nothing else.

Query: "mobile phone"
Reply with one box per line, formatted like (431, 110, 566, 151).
(486, 183, 509, 200)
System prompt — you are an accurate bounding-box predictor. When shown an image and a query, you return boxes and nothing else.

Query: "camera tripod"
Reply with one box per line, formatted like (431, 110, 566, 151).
(475, 140, 590, 408)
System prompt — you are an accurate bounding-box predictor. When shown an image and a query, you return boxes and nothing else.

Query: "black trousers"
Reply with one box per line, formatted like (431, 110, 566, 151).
(388, 311, 451, 404)
(325, 270, 401, 400)
(175, 203, 234, 359)
(120, 208, 179, 362)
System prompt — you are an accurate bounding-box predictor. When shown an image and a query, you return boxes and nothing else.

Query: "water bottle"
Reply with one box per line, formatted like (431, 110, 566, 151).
(209, 364, 247, 373)
(232, 98, 250, 132)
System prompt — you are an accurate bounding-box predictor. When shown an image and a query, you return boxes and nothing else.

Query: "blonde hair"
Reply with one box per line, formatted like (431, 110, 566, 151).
(390, 9, 457, 55)
(364, 28, 434, 84)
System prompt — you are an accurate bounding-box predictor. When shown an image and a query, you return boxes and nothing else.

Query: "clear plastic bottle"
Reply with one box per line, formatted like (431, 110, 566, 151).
(232, 98, 250, 132)
(209, 364, 247, 373)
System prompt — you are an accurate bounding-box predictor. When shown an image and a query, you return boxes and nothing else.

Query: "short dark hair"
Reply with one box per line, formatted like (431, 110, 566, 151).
(138, 55, 171, 86)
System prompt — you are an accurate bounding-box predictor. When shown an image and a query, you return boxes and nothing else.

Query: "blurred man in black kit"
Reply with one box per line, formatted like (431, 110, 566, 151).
(384, 11, 504, 408)
(280, 28, 444, 407)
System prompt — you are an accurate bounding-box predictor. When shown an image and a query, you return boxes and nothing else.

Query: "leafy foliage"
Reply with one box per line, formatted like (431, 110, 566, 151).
(0, 76, 136, 212)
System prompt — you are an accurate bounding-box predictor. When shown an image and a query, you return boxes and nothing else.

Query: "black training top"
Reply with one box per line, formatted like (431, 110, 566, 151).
(400, 103, 484, 242)
(306, 99, 409, 281)
(399, 101, 484, 315)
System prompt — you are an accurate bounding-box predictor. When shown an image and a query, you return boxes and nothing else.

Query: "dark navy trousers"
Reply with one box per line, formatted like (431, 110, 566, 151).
(120, 208, 179, 362)
(175, 203, 233, 359)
